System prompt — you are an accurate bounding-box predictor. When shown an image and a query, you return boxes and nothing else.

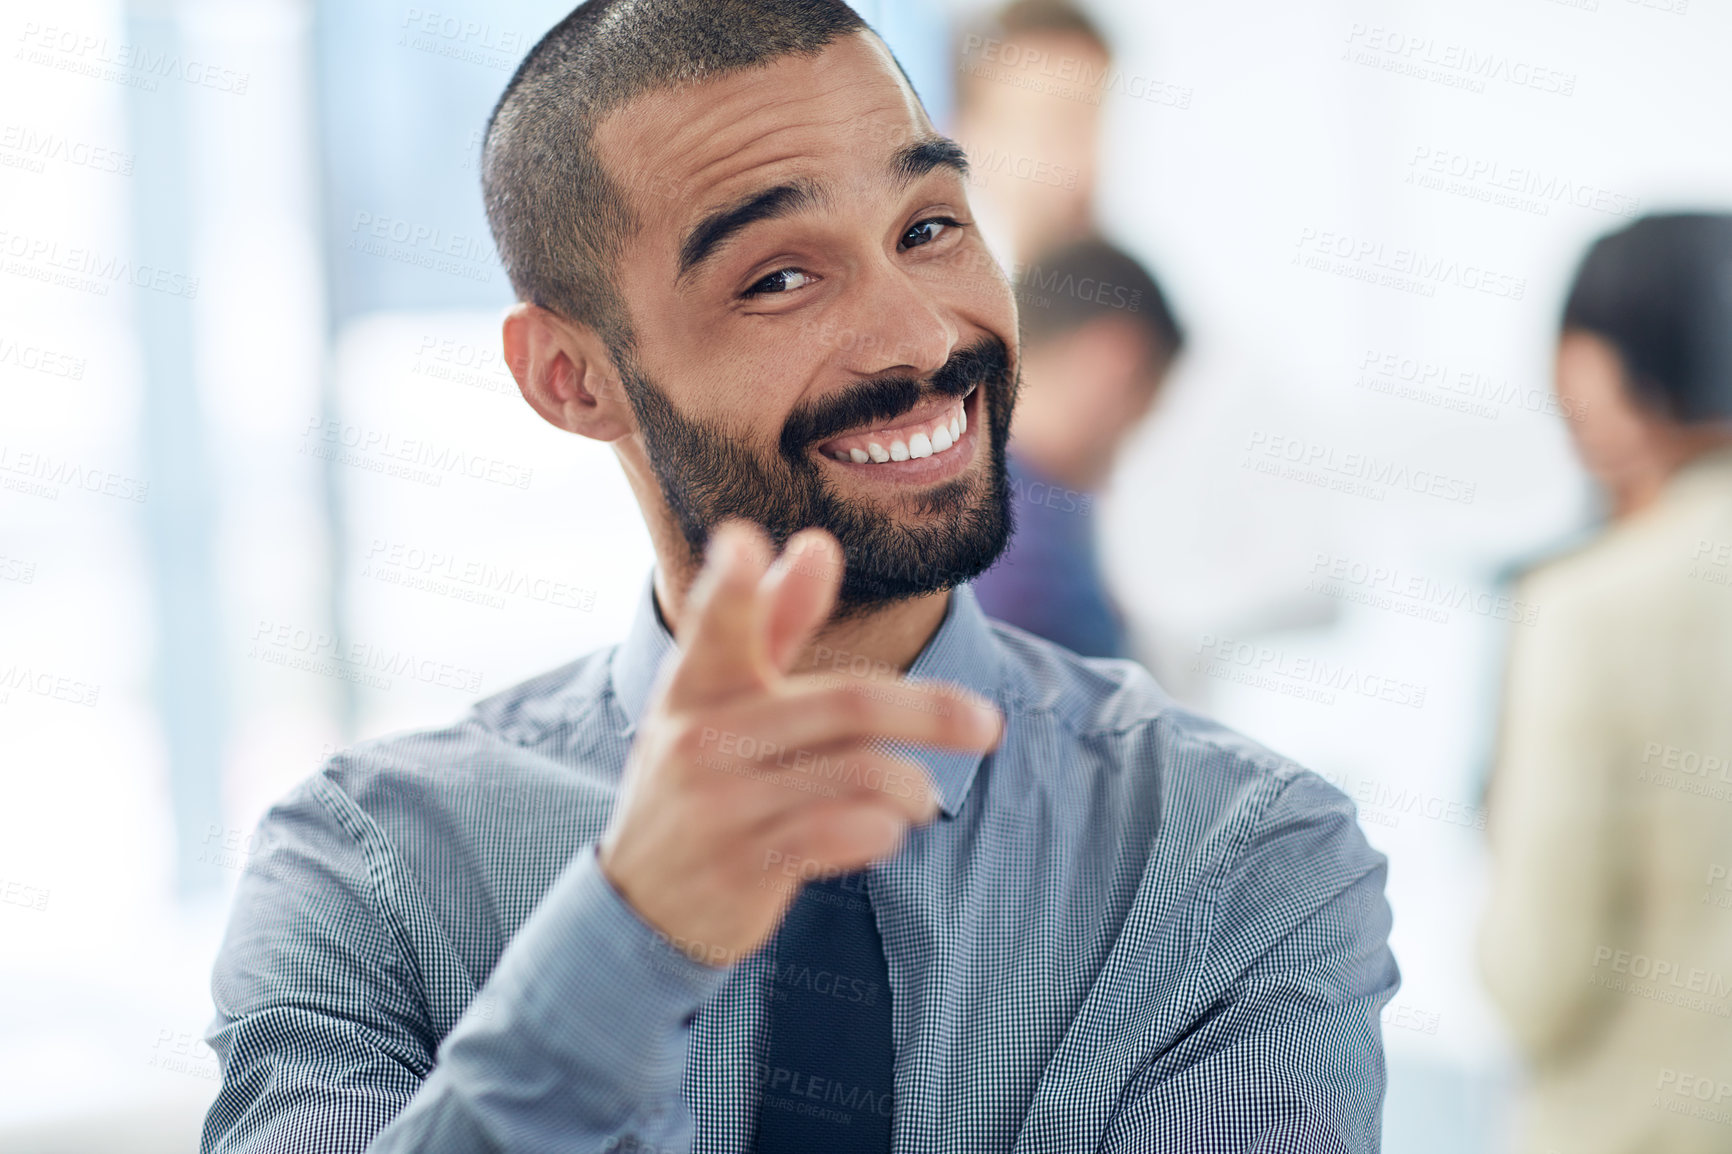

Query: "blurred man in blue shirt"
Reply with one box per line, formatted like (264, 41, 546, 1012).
(202, 3, 1395, 1151)
(972, 237, 1182, 657)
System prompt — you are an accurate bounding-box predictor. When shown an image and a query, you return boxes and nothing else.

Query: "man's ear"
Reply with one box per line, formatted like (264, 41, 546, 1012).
(502, 303, 634, 442)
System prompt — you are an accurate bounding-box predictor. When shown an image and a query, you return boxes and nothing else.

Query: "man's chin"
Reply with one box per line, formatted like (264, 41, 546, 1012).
(822, 492, 1010, 614)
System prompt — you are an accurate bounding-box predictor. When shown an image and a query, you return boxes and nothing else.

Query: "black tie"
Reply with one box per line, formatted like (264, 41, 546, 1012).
(751, 872, 895, 1152)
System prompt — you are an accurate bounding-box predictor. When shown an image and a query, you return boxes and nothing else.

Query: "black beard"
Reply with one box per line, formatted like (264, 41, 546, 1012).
(618, 335, 1018, 615)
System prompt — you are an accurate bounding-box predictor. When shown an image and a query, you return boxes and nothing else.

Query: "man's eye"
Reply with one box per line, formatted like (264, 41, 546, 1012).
(742, 268, 813, 298)
(900, 217, 963, 251)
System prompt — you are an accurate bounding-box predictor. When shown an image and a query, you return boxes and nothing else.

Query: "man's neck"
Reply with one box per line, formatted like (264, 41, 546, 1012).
(652, 564, 953, 677)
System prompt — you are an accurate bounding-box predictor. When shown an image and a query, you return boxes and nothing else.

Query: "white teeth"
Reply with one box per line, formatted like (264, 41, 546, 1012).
(831, 409, 964, 466)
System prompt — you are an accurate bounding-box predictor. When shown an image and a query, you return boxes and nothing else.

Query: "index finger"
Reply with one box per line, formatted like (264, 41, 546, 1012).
(716, 674, 1004, 760)
(664, 520, 774, 708)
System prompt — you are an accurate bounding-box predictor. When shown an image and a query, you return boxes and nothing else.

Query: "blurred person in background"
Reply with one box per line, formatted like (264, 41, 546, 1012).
(1480, 213, 1732, 1154)
(950, 0, 1110, 268)
(971, 236, 1183, 657)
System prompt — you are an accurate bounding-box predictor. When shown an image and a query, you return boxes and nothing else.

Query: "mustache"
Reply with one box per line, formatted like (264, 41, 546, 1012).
(779, 336, 1012, 464)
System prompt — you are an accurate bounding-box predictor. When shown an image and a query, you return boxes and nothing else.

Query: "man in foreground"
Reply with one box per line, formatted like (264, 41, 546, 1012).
(203, 2, 1398, 1150)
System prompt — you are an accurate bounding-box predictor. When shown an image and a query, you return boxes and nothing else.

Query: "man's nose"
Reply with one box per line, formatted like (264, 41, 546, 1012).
(832, 260, 960, 384)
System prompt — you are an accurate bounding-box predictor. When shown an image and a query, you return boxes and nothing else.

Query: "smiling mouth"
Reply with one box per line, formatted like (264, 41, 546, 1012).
(814, 384, 975, 465)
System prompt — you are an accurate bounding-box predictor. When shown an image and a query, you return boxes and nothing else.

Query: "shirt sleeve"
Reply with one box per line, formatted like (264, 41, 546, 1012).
(202, 773, 730, 1154)
(1100, 773, 1400, 1153)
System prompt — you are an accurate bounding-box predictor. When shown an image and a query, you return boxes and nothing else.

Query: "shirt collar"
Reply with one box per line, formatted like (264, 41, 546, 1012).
(610, 573, 1004, 819)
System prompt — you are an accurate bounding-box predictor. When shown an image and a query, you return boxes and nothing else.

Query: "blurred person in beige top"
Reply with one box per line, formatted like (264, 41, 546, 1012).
(1482, 213, 1732, 1154)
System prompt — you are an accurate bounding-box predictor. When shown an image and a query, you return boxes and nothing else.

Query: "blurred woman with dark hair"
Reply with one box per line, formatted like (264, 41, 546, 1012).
(1480, 213, 1732, 1154)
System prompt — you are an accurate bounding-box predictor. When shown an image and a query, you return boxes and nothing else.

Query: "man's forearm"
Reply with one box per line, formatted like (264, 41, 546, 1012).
(371, 846, 729, 1153)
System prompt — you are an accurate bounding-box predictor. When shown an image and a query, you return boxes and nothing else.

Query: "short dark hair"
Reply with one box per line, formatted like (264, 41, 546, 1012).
(994, 0, 1109, 49)
(964, 0, 1110, 59)
(1014, 235, 1184, 365)
(1563, 212, 1732, 423)
(482, 0, 870, 349)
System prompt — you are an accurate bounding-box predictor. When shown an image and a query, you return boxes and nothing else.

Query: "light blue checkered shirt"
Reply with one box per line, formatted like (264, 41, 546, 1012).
(203, 580, 1398, 1152)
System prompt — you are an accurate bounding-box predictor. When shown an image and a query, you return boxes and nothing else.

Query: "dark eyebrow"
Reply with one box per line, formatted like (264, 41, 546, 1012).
(676, 179, 825, 283)
(672, 136, 969, 286)
(891, 135, 970, 187)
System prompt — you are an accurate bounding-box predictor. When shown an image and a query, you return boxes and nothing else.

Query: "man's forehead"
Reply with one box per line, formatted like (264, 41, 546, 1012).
(591, 32, 930, 233)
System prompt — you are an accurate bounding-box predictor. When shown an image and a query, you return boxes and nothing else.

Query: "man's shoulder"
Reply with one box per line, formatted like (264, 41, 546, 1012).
(307, 643, 626, 827)
(988, 616, 1173, 734)
(990, 622, 1383, 949)
(989, 619, 1354, 833)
